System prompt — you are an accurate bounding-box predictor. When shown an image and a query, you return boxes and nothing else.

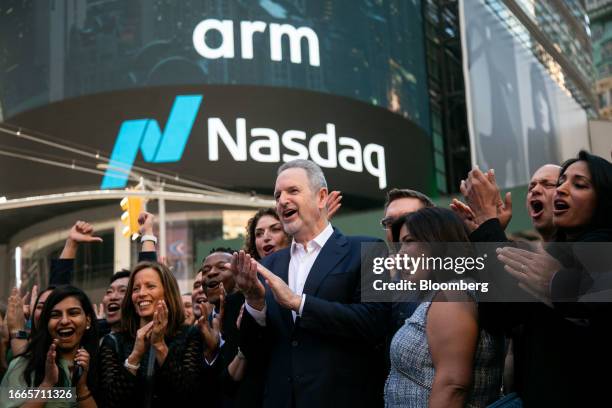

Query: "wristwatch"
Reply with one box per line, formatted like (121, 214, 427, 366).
(10, 330, 28, 340)
(140, 234, 158, 245)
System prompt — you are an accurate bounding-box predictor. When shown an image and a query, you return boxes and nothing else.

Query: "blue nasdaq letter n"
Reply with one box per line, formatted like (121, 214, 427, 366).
(100, 94, 203, 189)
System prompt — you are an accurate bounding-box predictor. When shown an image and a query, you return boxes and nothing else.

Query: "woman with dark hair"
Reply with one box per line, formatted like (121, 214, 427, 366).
(554, 150, 612, 238)
(496, 150, 612, 406)
(0, 285, 99, 407)
(4, 285, 59, 366)
(385, 207, 503, 408)
(244, 208, 290, 260)
(498, 150, 612, 301)
(97, 261, 222, 408)
(31, 286, 57, 331)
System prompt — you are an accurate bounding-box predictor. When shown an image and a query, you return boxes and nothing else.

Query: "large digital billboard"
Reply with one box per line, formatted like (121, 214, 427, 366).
(0, 0, 429, 130)
(460, 0, 590, 188)
(2, 85, 435, 201)
(0, 1, 434, 203)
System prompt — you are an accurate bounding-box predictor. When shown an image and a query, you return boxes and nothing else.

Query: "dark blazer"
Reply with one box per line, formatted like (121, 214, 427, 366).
(240, 228, 389, 408)
(216, 290, 266, 408)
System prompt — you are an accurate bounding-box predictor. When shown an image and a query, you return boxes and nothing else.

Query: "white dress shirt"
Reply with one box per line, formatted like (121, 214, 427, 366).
(245, 223, 334, 325)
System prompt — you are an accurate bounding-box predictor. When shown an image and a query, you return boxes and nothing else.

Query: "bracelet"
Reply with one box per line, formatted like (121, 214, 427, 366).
(140, 234, 158, 245)
(77, 391, 92, 402)
(124, 357, 140, 370)
(9, 330, 28, 340)
(236, 347, 246, 360)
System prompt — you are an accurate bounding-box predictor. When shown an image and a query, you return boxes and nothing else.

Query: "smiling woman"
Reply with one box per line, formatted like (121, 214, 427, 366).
(0, 286, 99, 408)
(97, 261, 223, 408)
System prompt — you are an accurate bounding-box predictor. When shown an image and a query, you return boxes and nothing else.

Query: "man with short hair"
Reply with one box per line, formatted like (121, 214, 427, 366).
(181, 293, 195, 325)
(200, 247, 265, 407)
(201, 247, 237, 305)
(230, 159, 388, 408)
(381, 189, 434, 331)
(192, 269, 207, 319)
(381, 188, 434, 244)
(526, 164, 561, 242)
(462, 164, 559, 243)
(102, 270, 130, 333)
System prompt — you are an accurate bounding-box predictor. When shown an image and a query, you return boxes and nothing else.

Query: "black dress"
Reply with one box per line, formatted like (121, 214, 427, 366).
(96, 325, 220, 408)
(471, 220, 612, 407)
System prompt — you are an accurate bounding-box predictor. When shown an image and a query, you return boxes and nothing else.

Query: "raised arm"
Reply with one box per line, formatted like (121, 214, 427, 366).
(51, 221, 102, 285)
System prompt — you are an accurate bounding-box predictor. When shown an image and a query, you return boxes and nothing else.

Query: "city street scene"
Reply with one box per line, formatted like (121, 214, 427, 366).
(0, 1, 611, 407)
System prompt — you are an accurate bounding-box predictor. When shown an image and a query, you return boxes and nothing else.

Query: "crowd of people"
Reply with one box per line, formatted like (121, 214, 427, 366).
(0, 152, 610, 407)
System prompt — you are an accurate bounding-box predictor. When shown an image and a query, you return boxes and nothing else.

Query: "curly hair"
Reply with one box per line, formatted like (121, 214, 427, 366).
(243, 208, 283, 260)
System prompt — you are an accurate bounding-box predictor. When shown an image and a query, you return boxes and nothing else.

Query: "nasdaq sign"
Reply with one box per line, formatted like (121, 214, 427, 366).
(101, 94, 388, 189)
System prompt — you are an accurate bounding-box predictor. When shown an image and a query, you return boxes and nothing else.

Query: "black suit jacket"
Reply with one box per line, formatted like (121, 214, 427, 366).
(216, 291, 266, 408)
(240, 228, 389, 408)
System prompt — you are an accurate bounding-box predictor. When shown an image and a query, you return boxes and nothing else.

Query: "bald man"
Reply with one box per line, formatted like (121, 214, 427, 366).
(526, 164, 561, 242)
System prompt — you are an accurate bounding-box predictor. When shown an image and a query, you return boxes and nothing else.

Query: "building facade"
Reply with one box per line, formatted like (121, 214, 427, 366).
(0, 0, 596, 301)
(588, 0, 612, 119)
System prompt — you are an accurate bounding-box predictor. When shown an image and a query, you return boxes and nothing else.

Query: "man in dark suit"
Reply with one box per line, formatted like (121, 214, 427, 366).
(228, 159, 389, 408)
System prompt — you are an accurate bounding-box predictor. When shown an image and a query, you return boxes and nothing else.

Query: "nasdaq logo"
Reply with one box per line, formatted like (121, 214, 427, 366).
(100, 95, 202, 189)
(102, 94, 387, 189)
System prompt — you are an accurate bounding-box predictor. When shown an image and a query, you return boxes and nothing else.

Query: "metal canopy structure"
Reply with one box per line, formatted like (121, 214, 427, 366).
(0, 189, 274, 244)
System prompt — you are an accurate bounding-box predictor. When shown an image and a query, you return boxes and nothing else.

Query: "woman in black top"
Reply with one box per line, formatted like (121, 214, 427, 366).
(97, 261, 222, 408)
(497, 150, 612, 407)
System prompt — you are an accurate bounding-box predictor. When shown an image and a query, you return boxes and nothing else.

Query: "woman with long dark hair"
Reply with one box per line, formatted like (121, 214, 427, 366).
(498, 150, 612, 300)
(553, 150, 612, 239)
(497, 150, 612, 406)
(385, 207, 504, 407)
(31, 286, 57, 331)
(97, 261, 221, 408)
(0, 285, 99, 407)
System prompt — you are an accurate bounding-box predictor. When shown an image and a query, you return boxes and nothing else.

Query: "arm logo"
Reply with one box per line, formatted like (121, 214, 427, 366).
(101, 94, 202, 189)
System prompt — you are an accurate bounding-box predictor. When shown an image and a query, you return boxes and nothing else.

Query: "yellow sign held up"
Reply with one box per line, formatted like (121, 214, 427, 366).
(120, 195, 143, 240)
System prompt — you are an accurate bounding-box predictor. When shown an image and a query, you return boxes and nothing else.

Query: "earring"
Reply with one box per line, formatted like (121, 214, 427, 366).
(86, 326, 90, 329)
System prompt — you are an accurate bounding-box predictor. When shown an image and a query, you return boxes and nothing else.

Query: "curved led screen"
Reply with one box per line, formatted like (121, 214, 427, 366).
(0, 0, 429, 131)
(2, 85, 435, 202)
